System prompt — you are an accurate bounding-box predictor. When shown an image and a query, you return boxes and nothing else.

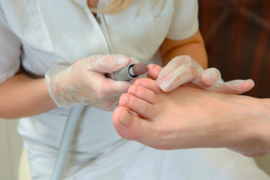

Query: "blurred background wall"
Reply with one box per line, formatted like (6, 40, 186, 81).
(0, 119, 22, 180)
(198, 0, 270, 175)
(199, 0, 270, 98)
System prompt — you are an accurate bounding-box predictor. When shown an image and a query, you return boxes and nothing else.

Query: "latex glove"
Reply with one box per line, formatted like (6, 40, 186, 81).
(155, 55, 254, 94)
(45, 55, 139, 110)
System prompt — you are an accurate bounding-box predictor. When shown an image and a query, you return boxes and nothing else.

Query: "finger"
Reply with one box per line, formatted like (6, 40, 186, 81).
(112, 107, 159, 147)
(212, 80, 255, 95)
(104, 78, 133, 94)
(157, 55, 203, 85)
(147, 64, 162, 80)
(187, 68, 221, 89)
(119, 94, 156, 119)
(89, 97, 120, 111)
(134, 78, 161, 94)
(85, 54, 132, 73)
(158, 64, 197, 92)
(201, 68, 221, 85)
(156, 56, 189, 84)
(128, 85, 159, 104)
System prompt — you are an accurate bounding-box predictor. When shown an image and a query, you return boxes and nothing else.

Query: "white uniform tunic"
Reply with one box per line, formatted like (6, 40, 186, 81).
(0, 0, 269, 179)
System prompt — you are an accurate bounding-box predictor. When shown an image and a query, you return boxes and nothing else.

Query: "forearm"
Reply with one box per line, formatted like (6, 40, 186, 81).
(162, 42, 208, 69)
(0, 74, 57, 119)
(160, 30, 208, 69)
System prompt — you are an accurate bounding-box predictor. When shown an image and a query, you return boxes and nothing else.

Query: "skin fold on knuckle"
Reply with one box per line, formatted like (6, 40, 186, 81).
(102, 100, 116, 110)
(119, 94, 129, 106)
(173, 56, 187, 66)
(205, 68, 221, 83)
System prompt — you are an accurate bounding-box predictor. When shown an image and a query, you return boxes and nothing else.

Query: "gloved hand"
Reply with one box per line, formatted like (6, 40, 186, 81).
(45, 55, 139, 110)
(153, 55, 254, 94)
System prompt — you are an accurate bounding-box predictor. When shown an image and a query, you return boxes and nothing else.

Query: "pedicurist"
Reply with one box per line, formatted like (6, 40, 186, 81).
(0, 0, 267, 179)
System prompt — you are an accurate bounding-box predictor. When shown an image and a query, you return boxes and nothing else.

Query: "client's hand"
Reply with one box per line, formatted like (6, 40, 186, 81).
(147, 55, 254, 94)
(113, 78, 270, 157)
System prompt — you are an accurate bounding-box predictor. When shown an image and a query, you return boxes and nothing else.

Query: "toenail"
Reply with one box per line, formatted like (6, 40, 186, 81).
(132, 86, 138, 94)
(122, 96, 129, 105)
(149, 64, 155, 70)
(120, 110, 132, 126)
(135, 79, 141, 86)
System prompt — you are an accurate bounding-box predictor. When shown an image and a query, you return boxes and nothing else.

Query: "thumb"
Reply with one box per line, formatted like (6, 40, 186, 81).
(85, 54, 131, 73)
(112, 107, 159, 147)
(201, 68, 221, 86)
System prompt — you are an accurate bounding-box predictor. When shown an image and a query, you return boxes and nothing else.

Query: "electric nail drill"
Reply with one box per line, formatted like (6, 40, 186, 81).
(51, 63, 147, 180)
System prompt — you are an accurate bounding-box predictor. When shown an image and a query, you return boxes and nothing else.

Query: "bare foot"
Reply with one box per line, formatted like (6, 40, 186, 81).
(113, 78, 270, 157)
(113, 78, 224, 150)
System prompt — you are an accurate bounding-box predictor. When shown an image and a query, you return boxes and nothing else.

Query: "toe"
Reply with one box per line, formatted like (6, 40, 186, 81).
(112, 107, 159, 147)
(119, 94, 156, 119)
(128, 85, 159, 104)
(134, 78, 161, 94)
(146, 64, 162, 80)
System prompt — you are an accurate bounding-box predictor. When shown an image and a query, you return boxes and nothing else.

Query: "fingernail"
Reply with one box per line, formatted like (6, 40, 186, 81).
(247, 79, 255, 85)
(204, 71, 218, 83)
(116, 55, 129, 65)
(122, 96, 129, 105)
(160, 80, 171, 91)
(120, 110, 132, 126)
(232, 79, 255, 91)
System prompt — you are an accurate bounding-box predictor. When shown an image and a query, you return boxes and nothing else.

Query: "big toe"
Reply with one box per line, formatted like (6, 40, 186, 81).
(112, 107, 159, 148)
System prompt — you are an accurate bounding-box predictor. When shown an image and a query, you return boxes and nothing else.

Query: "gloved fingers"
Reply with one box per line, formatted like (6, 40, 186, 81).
(100, 77, 133, 95)
(156, 55, 203, 85)
(156, 56, 188, 84)
(201, 68, 221, 85)
(85, 54, 136, 73)
(209, 79, 255, 95)
(146, 64, 162, 80)
(158, 64, 197, 92)
(188, 68, 221, 89)
(85, 96, 120, 111)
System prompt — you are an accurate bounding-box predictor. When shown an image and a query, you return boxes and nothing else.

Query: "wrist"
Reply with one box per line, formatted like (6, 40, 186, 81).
(45, 65, 75, 107)
(37, 78, 58, 109)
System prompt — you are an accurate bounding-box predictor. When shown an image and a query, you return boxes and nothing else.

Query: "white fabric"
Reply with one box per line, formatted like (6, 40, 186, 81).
(0, 0, 269, 179)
